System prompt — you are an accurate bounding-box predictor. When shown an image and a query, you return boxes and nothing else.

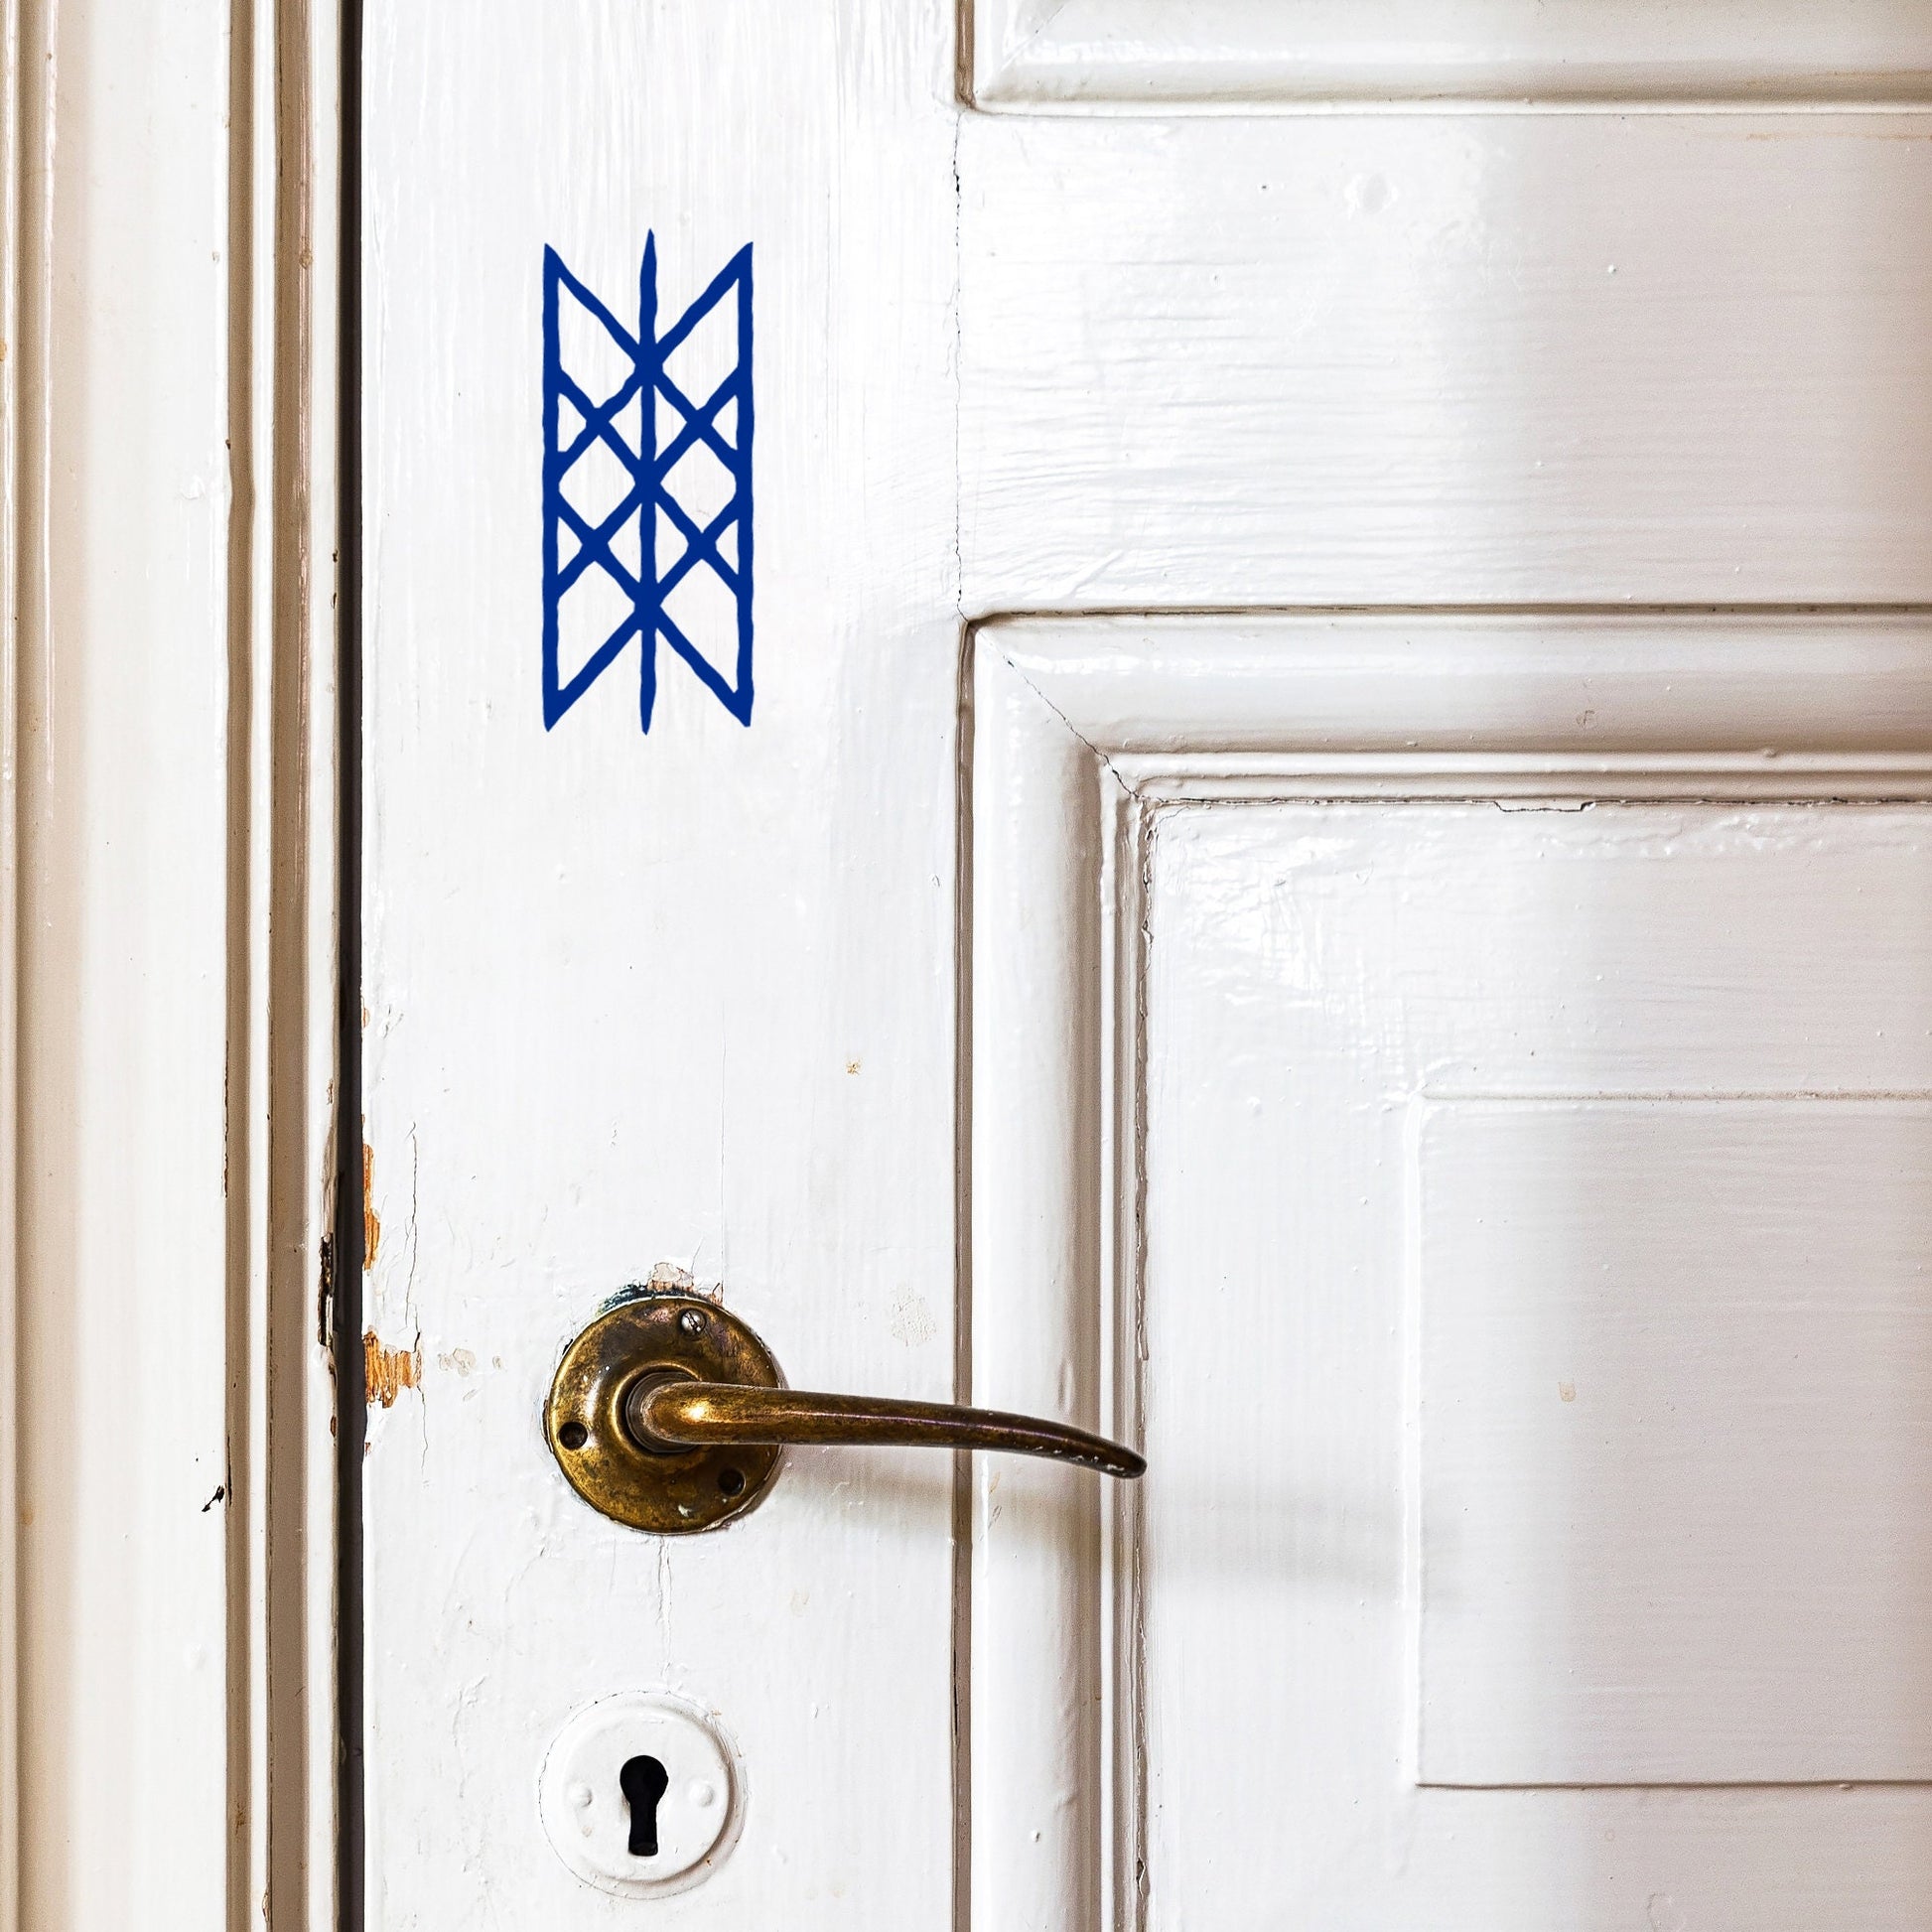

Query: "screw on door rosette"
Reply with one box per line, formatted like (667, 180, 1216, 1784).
(545, 1292, 786, 1533)
(537, 1690, 745, 1898)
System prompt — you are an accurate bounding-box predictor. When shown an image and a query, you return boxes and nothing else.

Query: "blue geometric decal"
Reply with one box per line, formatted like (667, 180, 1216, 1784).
(541, 237, 754, 732)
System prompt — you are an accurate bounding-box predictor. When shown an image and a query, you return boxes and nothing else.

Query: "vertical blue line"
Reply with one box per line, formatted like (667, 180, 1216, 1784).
(734, 246, 755, 723)
(638, 232, 662, 733)
(540, 246, 564, 728)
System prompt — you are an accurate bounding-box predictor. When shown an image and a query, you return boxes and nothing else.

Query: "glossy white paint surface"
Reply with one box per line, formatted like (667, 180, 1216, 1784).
(359, 4, 958, 1925)
(1420, 1099, 1932, 1789)
(1138, 800, 1932, 1924)
(961, 113, 1932, 610)
(971, 617, 1932, 1928)
(365, 4, 1932, 1925)
(972, 0, 1932, 105)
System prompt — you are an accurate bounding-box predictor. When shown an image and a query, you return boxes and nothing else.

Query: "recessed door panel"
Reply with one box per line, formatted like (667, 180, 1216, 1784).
(1139, 800, 1932, 1924)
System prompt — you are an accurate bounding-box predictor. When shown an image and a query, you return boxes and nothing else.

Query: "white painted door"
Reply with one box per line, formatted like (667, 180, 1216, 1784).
(360, 7, 1932, 1927)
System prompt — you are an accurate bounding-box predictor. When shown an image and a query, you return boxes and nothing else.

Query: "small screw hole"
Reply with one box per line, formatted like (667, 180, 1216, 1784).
(558, 1420, 589, 1450)
(718, 1466, 746, 1497)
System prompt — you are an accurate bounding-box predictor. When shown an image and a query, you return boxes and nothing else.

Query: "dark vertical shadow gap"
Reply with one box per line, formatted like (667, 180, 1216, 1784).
(334, 0, 365, 1922)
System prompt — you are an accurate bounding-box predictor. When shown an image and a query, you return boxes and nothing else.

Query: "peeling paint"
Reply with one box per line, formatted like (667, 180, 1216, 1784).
(317, 1232, 336, 1350)
(365, 1329, 422, 1408)
(363, 1142, 381, 1268)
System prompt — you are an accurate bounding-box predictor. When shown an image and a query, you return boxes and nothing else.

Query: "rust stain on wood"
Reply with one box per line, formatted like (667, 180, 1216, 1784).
(364, 1330, 421, 1408)
(363, 1141, 381, 1269)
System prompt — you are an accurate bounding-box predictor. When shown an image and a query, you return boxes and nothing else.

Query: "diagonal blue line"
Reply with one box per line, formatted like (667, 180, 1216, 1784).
(655, 607, 752, 724)
(654, 244, 752, 360)
(654, 368, 738, 473)
(552, 612, 644, 717)
(555, 492, 645, 600)
(655, 493, 741, 600)
(550, 257, 641, 361)
(557, 368, 646, 476)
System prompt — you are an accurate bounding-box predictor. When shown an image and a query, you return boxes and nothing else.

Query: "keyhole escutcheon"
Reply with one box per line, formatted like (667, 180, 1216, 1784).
(621, 1753, 671, 1857)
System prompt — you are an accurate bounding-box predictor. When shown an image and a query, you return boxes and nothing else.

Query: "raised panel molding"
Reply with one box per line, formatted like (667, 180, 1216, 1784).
(967, 611, 1932, 1932)
(969, 0, 1932, 107)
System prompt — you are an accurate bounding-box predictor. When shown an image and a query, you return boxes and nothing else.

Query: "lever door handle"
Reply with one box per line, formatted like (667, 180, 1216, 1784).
(546, 1292, 1143, 1534)
(629, 1379, 1145, 1478)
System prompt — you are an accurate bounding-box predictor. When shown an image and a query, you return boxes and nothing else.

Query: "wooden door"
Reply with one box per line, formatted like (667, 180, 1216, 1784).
(360, 5, 1932, 1925)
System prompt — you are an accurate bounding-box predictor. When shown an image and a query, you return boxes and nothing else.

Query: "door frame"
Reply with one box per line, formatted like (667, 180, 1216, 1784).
(0, 0, 345, 1923)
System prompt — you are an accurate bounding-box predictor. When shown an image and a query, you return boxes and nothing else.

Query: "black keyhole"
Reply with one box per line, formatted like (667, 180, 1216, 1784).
(620, 1754, 670, 1858)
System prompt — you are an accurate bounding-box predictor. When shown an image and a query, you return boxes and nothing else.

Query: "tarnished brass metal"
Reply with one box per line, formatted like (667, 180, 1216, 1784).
(546, 1292, 1146, 1534)
(545, 1293, 785, 1534)
(629, 1381, 1146, 1478)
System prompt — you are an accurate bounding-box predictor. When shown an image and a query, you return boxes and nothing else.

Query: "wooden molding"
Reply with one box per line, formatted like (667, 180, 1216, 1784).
(0, 3, 342, 1924)
(967, 611, 1932, 1932)
(968, 0, 1932, 109)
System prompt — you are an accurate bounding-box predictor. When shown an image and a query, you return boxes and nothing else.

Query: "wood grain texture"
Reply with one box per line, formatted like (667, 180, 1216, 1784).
(960, 113, 1932, 608)
(972, 0, 1932, 106)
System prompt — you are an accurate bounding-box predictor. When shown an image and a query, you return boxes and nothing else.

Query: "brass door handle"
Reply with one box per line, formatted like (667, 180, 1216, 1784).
(546, 1292, 1144, 1534)
(629, 1380, 1145, 1478)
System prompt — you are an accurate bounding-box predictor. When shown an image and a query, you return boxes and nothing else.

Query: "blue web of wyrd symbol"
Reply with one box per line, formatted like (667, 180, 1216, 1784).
(542, 236, 754, 732)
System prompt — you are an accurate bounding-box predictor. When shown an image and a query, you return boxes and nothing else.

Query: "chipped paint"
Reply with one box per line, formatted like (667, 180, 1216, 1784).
(317, 1231, 336, 1349)
(362, 1141, 381, 1267)
(364, 1329, 421, 1408)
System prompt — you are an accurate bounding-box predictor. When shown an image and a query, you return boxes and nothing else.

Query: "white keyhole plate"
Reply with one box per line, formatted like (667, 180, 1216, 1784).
(537, 1689, 746, 1898)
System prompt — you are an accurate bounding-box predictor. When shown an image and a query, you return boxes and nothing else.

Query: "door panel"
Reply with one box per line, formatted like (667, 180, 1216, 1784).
(1146, 814, 1932, 1919)
(971, 618, 1932, 1928)
(1419, 1097, 1932, 1790)
(960, 114, 1932, 609)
